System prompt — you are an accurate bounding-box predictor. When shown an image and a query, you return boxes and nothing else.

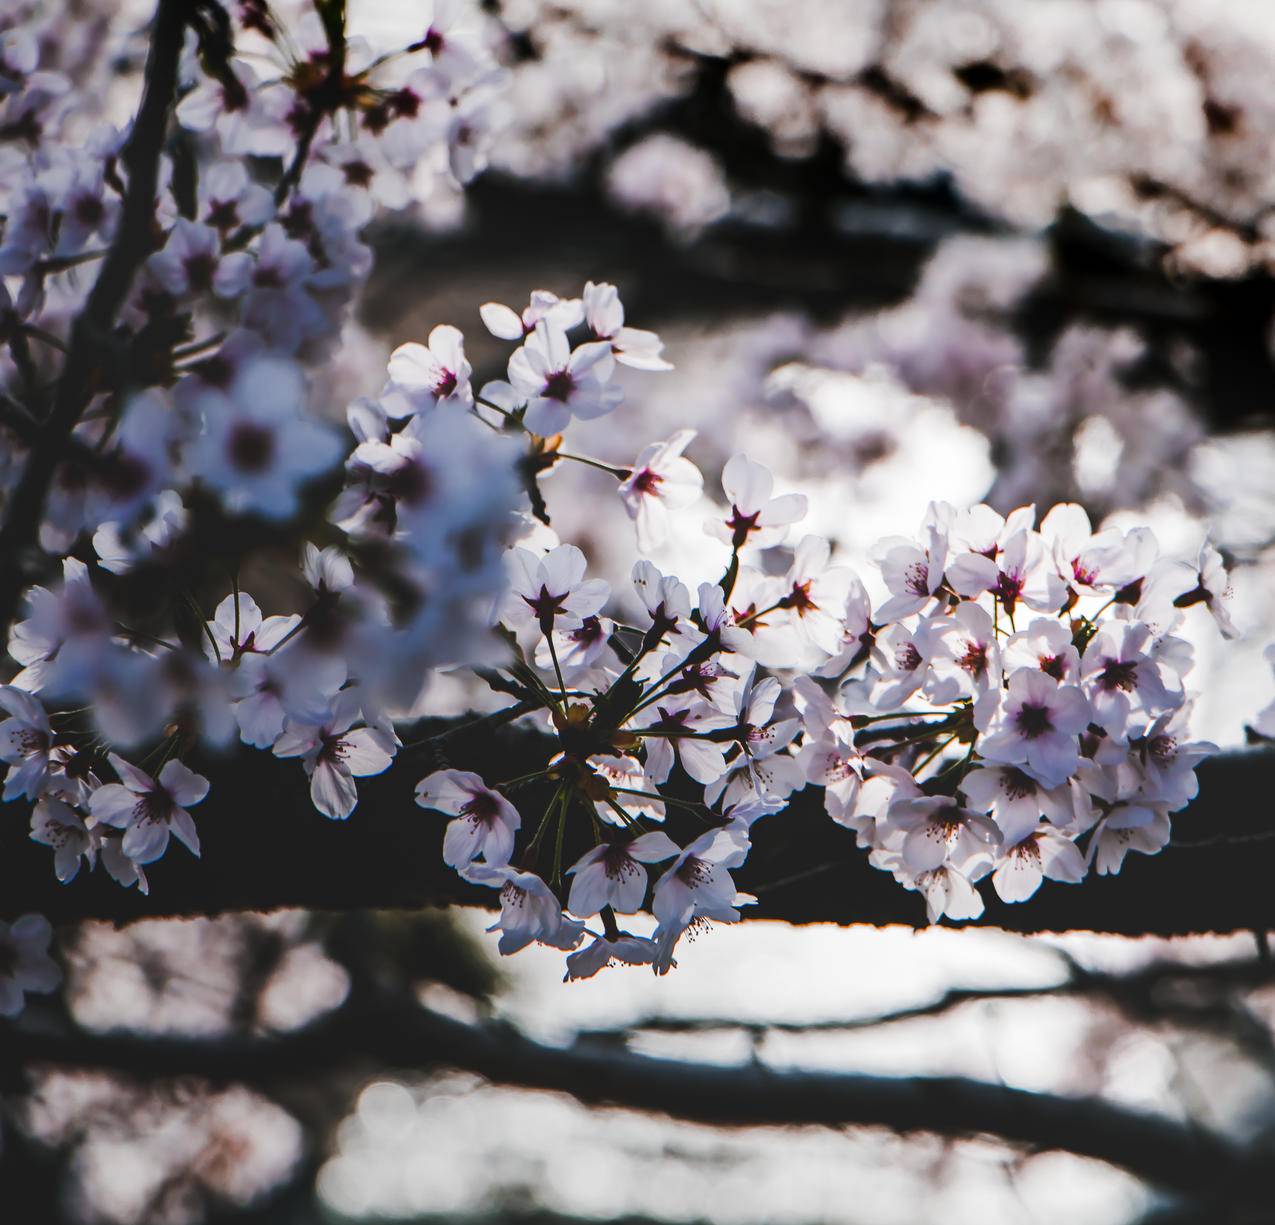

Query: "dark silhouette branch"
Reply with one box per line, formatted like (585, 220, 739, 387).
(0, 0, 188, 641)
(6, 990, 1273, 1201)
(0, 713, 1273, 938)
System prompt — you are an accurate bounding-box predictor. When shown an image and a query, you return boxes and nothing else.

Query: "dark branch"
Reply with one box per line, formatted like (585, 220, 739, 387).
(0, 0, 187, 640)
(0, 712, 1273, 938)
(6, 992, 1272, 1201)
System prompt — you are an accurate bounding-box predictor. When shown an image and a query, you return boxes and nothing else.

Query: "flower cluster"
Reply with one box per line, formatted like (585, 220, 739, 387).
(0, 1, 1253, 1003)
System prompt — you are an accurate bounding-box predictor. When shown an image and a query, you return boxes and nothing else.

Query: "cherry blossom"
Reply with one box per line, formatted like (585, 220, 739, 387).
(991, 826, 1087, 902)
(187, 354, 343, 520)
(582, 280, 673, 371)
(462, 863, 585, 955)
(708, 453, 807, 552)
(273, 693, 397, 820)
(564, 933, 657, 981)
(386, 324, 474, 412)
(0, 0, 1253, 992)
(506, 321, 622, 436)
(566, 830, 680, 916)
(29, 797, 96, 883)
(651, 823, 755, 973)
(89, 754, 210, 865)
(501, 544, 610, 650)
(975, 668, 1092, 787)
(618, 430, 703, 551)
(415, 769, 521, 868)
(0, 683, 54, 801)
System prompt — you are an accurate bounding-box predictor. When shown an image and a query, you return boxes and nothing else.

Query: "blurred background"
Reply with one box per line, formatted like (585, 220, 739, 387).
(10, 0, 1275, 1221)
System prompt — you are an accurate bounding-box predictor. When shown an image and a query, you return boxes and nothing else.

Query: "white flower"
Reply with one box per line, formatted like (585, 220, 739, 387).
(911, 864, 985, 924)
(1088, 805, 1171, 875)
(631, 561, 692, 647)
(205, 592, 300, 664)
(30, 797, 96, 882)
(273, 692, 397, 820)
(566, 830, 680, 916)
(924, 601, 1001, 704)
(992, 826, 1086, 902)
(946, 528, 1066, 620)
(1040, 503, 1157, 594)
(479, 289, 582, 340)
(703, 666, 802, 808)
(187, 355, 343, 520)
(415, 769, 521, 868)
(960, 764, 1075, 845)
(501, 544, 609, 650)
(564, 933, 657, 981)
(707, 453, 807, 552)
(1002, 618, 1080, 683)
(556, 616, 621, 677)
(507, 321, 621, 435)
(89, 753, 209, 864)
(0, 684, 53, 800)
(0, 915, 61, 1017)
(814, 575, 874, 677)
(1080, 620, 1181, 742)
(1131, 708, 1217, 810)
(198, 159, 273, 233)
(302, 543, 355, 596)
(975, 668, 1092, 788)
(462, 863, 585, 955)
(585, 754, 666, 824)
(618, 430, 702, 551)
(582, 280, 672, 371)
(93, 489, 188, 575)
(777, 536, 855, 658)
(885, 796, 1002, 873)
(872, 516, 948, 623)
(386, 324, 473, 412)
(229, 650, 345, 750)
(1172, 540, 1238, 640)
(409, 0, 489, 79)
(146, 218, 233, 299)
(8, 557, 111, 693)
(651, 823, 754, 973)
(869, 621, 933, 710)
(633, 696, 733, 787)
(845, 758, 922, 847)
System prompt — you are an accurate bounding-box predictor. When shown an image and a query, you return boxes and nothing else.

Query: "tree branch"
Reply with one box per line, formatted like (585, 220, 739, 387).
(6, 993, 1271, 1201)
(0, 713, 1272, 938)
(0, 0, 187, 640)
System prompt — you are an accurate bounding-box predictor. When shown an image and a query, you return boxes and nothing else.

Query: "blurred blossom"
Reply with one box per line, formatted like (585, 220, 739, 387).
(606, 135, 731, 236)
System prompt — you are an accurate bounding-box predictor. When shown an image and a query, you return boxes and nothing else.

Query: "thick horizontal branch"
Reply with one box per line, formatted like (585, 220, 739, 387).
(0, 715, 1273, 937)
(7, 992, 1271, 1200)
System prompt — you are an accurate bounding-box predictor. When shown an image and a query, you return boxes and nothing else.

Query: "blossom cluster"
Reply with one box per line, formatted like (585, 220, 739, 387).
(0, 1, 1249, 1007)
(416, 461, 1231, 977)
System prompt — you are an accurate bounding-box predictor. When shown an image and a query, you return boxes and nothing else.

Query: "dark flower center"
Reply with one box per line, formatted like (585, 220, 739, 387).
(542, 369, 575, 403)
(1097, 658, 1139, 693)
(227, 422, 276, 473)
(1015, 702, 1053, 740)
(726, 506, 761, 549)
